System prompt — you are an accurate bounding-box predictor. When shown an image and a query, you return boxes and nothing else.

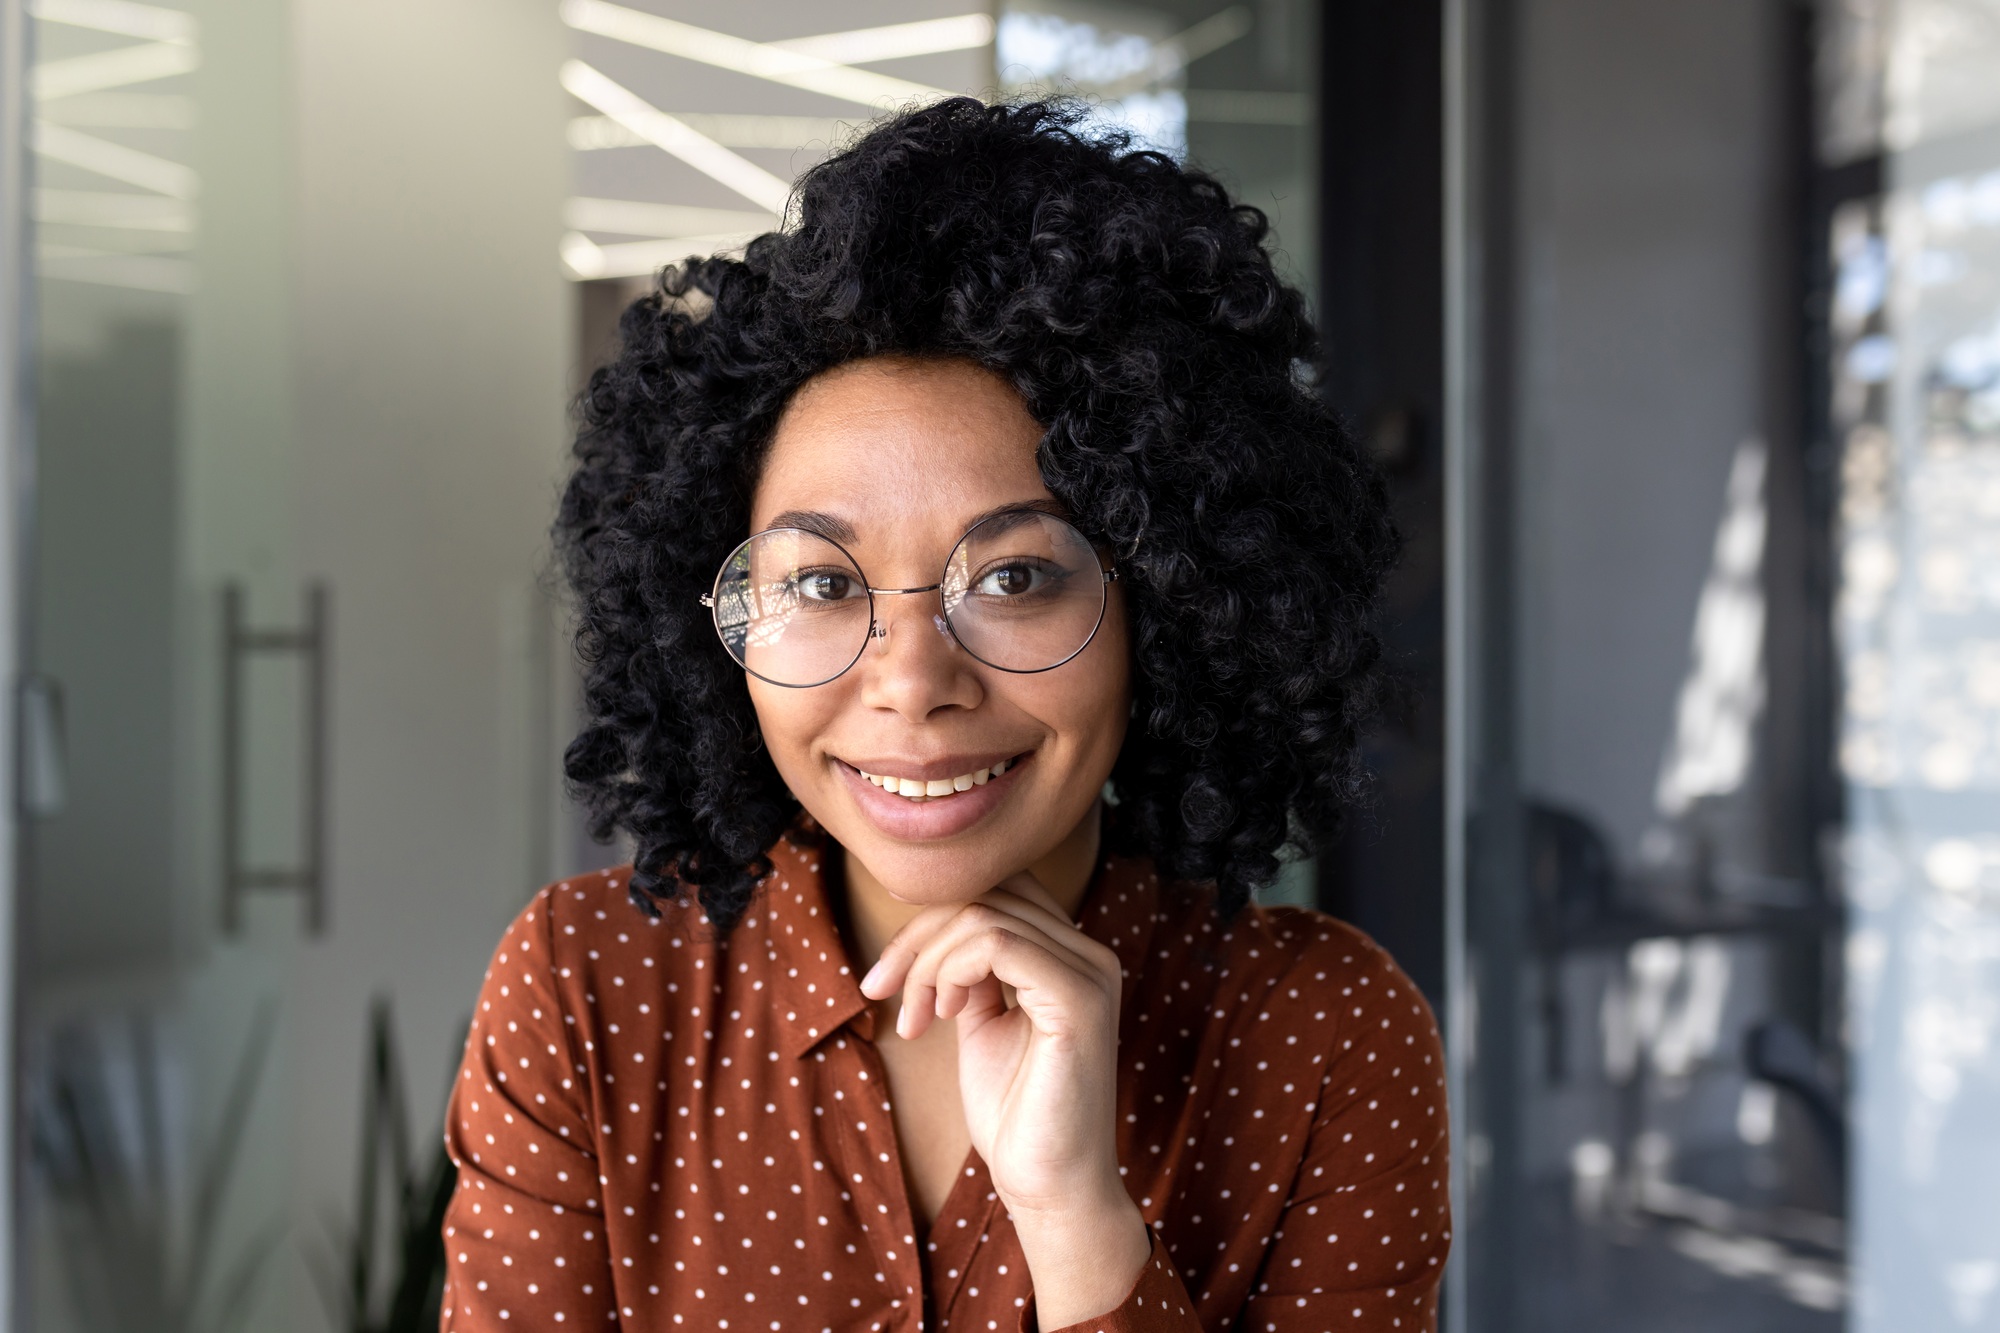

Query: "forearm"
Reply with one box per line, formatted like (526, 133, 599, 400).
(1010, 1191, 1153, 1329)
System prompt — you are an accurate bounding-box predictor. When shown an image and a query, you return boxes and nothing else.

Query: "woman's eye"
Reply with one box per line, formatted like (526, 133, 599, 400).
(975, 563, 1043, 596)
(796, 571, 855, 601)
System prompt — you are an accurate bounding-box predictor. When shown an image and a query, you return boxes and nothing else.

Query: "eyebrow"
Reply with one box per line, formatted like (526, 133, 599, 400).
(765, 509, 857, 543)
(760, 498, 1072, 546)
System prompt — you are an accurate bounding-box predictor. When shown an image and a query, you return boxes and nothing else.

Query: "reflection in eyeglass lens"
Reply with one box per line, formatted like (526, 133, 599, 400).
(712, 513, 1108, 685)
(716, 531, 871, 686)
(943, 513, 1106, 673)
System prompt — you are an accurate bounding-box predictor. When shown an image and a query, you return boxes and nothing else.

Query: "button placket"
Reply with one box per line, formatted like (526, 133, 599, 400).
(928, 1149, 1003, 1330)
(846, 1034, 928, 1332)
(814, 1032, 920, 1332)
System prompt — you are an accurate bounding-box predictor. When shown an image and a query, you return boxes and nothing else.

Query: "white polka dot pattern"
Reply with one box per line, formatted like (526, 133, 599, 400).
(440, 833, 1450, 1332)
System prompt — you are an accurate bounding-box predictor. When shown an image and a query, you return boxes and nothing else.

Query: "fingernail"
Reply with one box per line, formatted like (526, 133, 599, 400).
(894, 1001, 908, 1038)
(860, 960, 885, 994)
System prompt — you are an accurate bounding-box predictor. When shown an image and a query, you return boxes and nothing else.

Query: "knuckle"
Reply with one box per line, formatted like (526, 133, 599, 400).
(959, 904, 1006, 931)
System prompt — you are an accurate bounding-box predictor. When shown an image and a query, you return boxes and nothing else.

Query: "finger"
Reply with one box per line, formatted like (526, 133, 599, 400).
(861, 865, 1103, 1002)
(977, 883, 1123, 988)
(859, 899, 970, 1000)
(877, 900, 1057, 1039)
(903, 903, 1084, 999)
(908, 909, 1104, 1037)
(929, 925, 1114, 1041)
(954, 972, 1008, 1028)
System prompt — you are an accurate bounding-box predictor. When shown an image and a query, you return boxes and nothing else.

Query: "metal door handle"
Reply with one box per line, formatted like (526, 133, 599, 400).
(221, 582, 329, 935)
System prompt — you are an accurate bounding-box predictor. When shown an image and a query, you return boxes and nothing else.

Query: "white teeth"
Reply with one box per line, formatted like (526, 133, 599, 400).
(855, 759, 1017, 801)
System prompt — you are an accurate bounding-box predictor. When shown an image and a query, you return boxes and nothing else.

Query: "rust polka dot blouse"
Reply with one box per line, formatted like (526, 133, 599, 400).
(440, 832, 1450, 1331)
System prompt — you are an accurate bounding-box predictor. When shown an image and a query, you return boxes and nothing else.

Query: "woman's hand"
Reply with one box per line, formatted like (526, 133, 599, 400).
(858, 871, 1151, 1326)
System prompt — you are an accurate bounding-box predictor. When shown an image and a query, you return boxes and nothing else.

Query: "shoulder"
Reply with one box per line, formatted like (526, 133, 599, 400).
(1231, 903, 1426, 1008)
(482, 865, 726, 1004)
(1149, 888, 1438, 1061)
(1165, 886, 1424, 1001)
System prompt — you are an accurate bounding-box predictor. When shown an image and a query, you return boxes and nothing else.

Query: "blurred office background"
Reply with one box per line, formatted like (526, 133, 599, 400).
(0, 0, 1993, 1329)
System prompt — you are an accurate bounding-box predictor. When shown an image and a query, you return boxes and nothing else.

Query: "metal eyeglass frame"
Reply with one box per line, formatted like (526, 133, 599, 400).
(699, 517, 1120, 689)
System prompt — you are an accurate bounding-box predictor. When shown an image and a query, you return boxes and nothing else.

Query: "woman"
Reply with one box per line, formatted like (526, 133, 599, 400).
(443, 99, 1447, 1332)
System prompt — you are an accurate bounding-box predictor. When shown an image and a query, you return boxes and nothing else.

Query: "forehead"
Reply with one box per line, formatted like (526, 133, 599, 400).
(751, 357, 1052, 539)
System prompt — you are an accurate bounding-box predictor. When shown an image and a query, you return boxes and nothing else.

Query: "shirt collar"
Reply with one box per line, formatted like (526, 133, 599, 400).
(756, 832, 875, 1060)
(755, 828, 1169, 1059)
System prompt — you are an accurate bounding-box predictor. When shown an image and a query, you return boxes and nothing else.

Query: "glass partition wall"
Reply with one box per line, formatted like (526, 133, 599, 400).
(14, 1, 573, 1328)
(1448, 0, 1848, 1328)
(1821, 1, 2000, 1326)
(1448, 0, 2000, 1328)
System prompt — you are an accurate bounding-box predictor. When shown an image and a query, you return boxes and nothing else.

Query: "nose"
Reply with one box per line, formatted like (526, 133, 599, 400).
(857, 590, 983, 721)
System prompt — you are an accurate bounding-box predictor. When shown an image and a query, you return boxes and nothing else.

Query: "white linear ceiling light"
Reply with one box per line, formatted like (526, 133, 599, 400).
(559, 0, 953, 110)
(31, 121, 197, 197)
(31, 40, 198, 99)
(28, 0, 193, 41)
(560, 60, 792, 213)
(30, 0, 200, 293)
(570, 113, 847, 152)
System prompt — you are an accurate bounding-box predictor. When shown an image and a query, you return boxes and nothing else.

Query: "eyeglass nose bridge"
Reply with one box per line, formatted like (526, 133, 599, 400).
(865, 582, 948, 644)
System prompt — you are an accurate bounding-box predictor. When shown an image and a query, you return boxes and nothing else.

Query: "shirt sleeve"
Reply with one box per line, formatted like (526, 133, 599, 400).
(1239, 949, 1452, 1331)
(440, 889, 618, 1330)
(1028, 1230, 1204, 1333)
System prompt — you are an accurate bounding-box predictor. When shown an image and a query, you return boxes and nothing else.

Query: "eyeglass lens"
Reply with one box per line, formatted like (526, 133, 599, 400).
(710, 512, 1107, 687)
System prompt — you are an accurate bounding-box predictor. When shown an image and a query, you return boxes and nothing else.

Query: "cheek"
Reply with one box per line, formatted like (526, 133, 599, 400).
(746, 679, 841, 783)
(1019, 604, 1132, 767)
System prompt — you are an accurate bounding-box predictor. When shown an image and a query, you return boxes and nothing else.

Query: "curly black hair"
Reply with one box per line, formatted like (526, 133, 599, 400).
(558, 97, 1397, 930)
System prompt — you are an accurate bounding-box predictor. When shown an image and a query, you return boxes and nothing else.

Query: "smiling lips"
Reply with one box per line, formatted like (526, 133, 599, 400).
(856, 757, 1013, 800)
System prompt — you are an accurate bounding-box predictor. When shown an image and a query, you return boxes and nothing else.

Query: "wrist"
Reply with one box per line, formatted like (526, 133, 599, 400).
(1009, 1190, 1151, 1329)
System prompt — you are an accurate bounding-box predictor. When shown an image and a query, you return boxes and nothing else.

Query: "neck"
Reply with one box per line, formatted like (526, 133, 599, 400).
(841, 800, 1104, 970)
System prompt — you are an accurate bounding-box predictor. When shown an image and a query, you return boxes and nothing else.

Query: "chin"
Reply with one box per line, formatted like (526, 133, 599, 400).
(844, 837, 1019, 905)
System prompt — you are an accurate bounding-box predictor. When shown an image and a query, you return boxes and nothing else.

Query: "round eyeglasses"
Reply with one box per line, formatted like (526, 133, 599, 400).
(701, 511, 1118, 688)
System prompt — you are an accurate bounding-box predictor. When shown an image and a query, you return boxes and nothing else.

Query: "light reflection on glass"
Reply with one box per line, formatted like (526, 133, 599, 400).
(996, 5, 1195, 157)
(1654, 439, 1769, 818)
(1835, 10, 2000, 1318)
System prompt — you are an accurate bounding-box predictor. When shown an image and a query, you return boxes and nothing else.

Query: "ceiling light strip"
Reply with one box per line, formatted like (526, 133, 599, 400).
(31, 121, 196, 197)
(31, 39, 198, 100)
(770, 13, 994, 65)
(570, 113, 849, 153)
(28, 0, 194, 42)
(559, 61, 791, 214)
(559, 0, 949, 110)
